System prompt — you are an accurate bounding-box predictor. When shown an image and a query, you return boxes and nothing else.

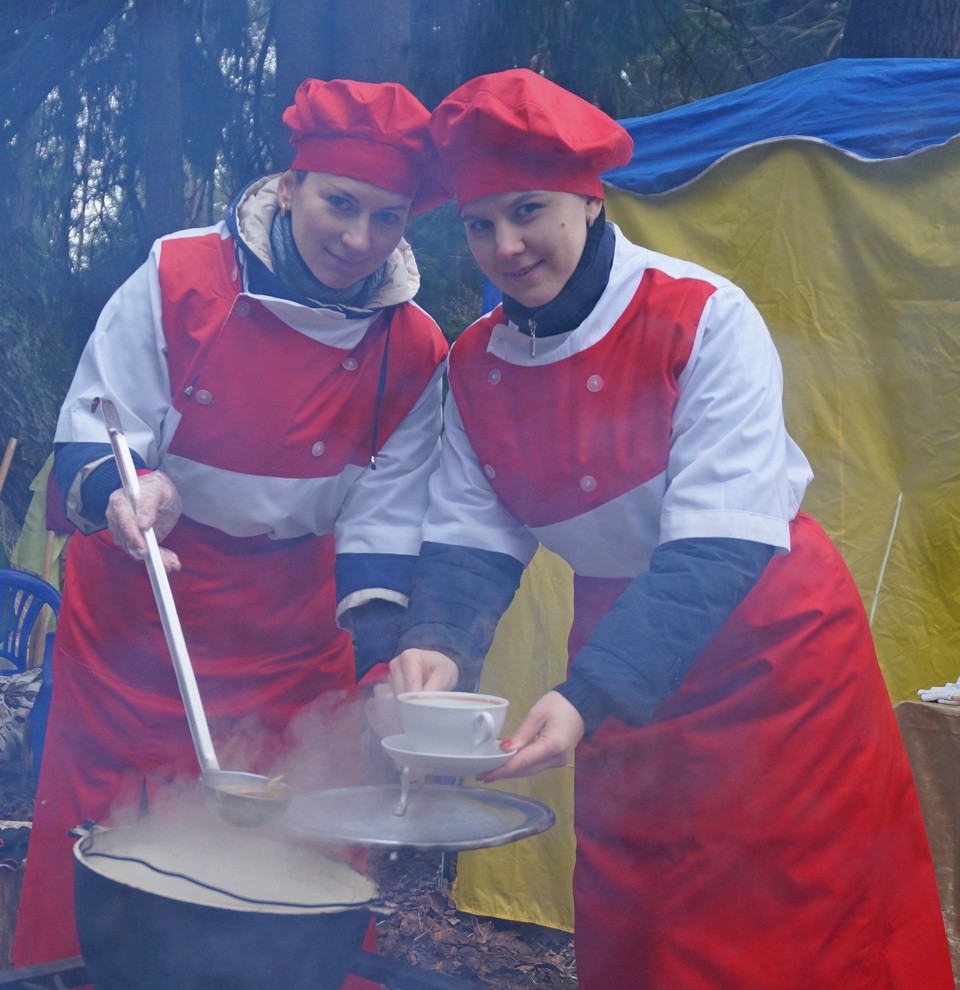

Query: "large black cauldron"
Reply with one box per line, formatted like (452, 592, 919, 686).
(72, 821, 387, 990)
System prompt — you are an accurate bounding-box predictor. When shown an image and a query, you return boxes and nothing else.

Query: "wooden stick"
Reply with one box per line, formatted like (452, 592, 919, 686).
(869, 491, 903, 628)
(28, 532, 58, 671)
(0, 438, 17, 498)
(41, 529, 55, 584)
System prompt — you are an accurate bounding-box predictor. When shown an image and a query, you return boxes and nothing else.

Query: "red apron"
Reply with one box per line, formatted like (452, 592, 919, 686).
(570, 514, 953, 989)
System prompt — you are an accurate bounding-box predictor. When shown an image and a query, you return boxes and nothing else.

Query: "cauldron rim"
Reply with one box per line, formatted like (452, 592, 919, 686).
(71, 820, 382, 914)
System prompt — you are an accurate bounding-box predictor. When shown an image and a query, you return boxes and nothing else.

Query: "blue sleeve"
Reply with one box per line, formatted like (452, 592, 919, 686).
(554, 537, 774, 733)
(334, 552, 417, 601)
(339, 599, 406, 681)
(397, 541, 524, 690)
(53, 441, 145, 528)
(335, 552, 420, 682)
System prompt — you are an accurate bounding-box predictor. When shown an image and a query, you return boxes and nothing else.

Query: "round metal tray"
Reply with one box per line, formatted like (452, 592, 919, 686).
(280, 783, 555, 851)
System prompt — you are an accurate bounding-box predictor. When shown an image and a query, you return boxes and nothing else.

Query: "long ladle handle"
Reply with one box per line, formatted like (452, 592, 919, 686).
(99, 398, 220, 774)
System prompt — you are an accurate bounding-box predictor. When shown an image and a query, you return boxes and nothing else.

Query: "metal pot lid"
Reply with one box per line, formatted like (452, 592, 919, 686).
(280, 782, 556, 851)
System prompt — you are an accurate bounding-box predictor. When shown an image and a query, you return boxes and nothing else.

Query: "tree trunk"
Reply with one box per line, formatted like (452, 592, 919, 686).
(137, 0, 185, 246)
(270, 0, 413, 167)
(272, 0, 334, 169)
(329, 0, 412, 85)
(841, 0, 960, 58)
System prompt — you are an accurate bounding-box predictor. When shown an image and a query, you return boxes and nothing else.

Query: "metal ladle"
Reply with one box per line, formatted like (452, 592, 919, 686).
(100, 399, 291, 829)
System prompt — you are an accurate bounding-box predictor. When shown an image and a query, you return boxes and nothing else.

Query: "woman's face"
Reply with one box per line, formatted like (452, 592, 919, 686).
(461, 190, 602, 308)
(277, 171, 412, 288)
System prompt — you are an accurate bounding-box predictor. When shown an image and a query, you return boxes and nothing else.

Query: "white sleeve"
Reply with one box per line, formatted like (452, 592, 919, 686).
(334, 363, 446, 558)
(54, 242, 173, 461)
(421, 386, 539, 565)
(660, 282, 812, 550)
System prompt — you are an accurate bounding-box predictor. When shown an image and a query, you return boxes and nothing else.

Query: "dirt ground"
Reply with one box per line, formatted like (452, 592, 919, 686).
(0, 758, 577, 989)
(368, 846, 577, 988)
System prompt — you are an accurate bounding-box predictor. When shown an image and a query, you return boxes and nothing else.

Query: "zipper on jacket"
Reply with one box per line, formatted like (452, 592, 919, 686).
(369, 313, 394, 470)
(528, 319, 537, 357)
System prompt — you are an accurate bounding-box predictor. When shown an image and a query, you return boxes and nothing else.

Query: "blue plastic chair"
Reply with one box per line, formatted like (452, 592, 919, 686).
(0, 567, 60, 781)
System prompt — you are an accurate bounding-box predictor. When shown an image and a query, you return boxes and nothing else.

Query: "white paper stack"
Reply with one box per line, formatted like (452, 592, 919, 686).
(918, 682, 960, 705)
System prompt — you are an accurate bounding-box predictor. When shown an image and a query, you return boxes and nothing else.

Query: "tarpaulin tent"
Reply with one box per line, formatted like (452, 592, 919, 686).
(452, 57, 960, 934)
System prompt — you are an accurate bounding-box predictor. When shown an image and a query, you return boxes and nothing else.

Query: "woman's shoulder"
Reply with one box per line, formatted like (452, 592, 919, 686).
(609, 224, 738, 295)
(155, 223, 236, 293)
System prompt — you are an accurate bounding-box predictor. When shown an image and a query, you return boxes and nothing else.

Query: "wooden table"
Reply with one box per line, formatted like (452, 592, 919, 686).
(895, 701, 960, 988)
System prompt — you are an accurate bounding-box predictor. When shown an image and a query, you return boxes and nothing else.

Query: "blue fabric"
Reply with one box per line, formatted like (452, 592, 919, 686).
(481, 278, 502, 314)
(339, 599, 406, 680)
(604, 58, 960, 196)
(335, 552, 418, 601)
(53, 441, 146, 527)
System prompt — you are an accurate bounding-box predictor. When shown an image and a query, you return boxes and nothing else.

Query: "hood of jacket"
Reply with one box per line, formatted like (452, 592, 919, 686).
(226, 173, 422, 313)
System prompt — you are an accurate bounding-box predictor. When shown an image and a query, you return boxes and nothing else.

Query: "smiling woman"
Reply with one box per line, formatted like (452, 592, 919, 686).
(278, 171, 412, 291)
(13, 77, 450, 989)
(461, 191, 601, 310)
(388, 67, 955, 990)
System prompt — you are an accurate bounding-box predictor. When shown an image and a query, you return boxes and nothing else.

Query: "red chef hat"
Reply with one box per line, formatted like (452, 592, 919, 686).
(428, 69, 634, 206)
(283, 78, 447, 214)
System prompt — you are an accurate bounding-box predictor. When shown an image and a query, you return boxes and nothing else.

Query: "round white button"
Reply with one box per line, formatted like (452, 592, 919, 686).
(312, 442, 326, 457)
(488, 369, 501, 384)
(587, 375, 603, 392)
(580, 476, 597, 492)
(484, 464, 496, 479)
(195, 389, 213, 405)
(235, 299, 252, 318)
(342, 357, 359, 371)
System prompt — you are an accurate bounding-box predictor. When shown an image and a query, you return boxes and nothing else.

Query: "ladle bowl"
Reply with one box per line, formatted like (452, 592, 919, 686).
(200, 770, 292, 829)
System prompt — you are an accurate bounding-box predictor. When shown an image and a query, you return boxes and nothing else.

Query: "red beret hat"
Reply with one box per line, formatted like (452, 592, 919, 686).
(429, 69, 633, 206)
(283, 78, 447, 214)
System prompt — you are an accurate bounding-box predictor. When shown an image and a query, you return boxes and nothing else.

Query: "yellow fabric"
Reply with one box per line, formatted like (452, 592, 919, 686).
(452, 548, 576, 931)
(10, 455, 68, 593)
(453, 136, 960, 930)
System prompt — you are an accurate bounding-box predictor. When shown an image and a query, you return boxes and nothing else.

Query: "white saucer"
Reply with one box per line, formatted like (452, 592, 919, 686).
(381, 735, 516, 777)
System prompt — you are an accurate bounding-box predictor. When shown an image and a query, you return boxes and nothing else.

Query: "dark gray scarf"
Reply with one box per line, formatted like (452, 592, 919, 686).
(269, 210, 387, 309)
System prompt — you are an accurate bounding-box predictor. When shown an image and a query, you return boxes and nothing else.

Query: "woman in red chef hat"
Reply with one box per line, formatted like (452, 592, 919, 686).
(14, 79, 447, 986)
(389, 69, 953, 989)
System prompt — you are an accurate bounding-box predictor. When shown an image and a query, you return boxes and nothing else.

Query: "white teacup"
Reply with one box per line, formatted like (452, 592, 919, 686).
(396, 691, 509, 756)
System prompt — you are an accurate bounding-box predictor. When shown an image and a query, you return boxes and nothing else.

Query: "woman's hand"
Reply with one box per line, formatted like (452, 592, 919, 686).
(106, 470, 182, 572)
(478, 690, 584, 782)
(388, 649, 460, 695)
(364, 650, 460, 739)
